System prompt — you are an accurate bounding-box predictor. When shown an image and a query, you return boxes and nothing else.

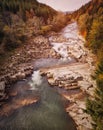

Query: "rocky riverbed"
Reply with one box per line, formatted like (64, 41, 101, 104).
(40, 22, 96, 130)
(0, 22, 96, 130)
(0, 35, 60, 97)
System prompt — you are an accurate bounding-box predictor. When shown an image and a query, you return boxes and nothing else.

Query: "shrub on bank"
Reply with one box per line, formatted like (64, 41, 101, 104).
(40, 25, 52, 34)
(51, 12, 68, 32)
(2, 24, 26, 51)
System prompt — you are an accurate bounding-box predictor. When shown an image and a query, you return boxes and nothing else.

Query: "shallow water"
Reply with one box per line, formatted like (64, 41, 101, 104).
(0, 22, 83, 130)
(34, 58, 76, 70)
(0, 71, 76, 130)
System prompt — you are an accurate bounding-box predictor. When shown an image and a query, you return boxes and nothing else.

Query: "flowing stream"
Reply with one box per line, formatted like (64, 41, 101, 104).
(0, 71, 76, 130)
(0, 22, 84, 130)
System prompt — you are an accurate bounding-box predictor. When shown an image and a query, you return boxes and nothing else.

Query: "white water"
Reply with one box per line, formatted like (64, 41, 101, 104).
(29, 70, 42, 90)
(0, 22, 80, 130)
(51, 42, 70, 59)
(62, 22, 79, 39)
(50, 22, 86, 61)
(0, 69, 76, 130)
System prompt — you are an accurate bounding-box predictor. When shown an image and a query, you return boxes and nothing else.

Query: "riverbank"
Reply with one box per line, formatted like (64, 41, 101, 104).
(40, 22, 96, 130)
(0, 34, 61, 98)
(0, 22, 96, 130)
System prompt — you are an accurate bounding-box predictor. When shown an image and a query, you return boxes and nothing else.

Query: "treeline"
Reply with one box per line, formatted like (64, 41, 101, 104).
(70, 0, 103, 129)
(0, 0, 68, 55)
(0, 0, 56, 21)
(0, 0, 56, 52)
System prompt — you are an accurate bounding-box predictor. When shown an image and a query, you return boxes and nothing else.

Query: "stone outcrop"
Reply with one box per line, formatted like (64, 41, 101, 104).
(40, 62, 95, 130)
(40, 62, 96, 93)
(0, 22, 96, 130)
(40, 22, 96, 130)
(0, 35, 61, 96)
(66, 101, 93, 130)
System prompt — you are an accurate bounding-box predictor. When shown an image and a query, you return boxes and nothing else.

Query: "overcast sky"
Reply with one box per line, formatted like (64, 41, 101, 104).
(38, 0, 91, 11)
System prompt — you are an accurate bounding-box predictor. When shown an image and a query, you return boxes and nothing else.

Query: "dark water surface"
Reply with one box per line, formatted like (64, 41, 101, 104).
(0, 70, 77, 130)
(0, 22, 80, 130)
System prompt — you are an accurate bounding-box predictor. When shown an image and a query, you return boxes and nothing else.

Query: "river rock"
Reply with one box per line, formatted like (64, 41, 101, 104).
(10, 75, 17, 82)
(16, 72, 26, 80)
(49, 49, 57, 57)
(47, 72, 53, 78)
(0, 81, 5, 96)
(49, 35, 67, 43)
(78, 81, 94, 96)
(67, 101, 93, 130)
(48, 78, 55, 86)
(0, 22, 96, 130)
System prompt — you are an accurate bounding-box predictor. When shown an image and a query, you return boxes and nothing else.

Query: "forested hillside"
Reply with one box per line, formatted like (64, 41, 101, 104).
(0, 0, 103, 129)
(0, 0, 68, 55)
(70, 0, 103, 129)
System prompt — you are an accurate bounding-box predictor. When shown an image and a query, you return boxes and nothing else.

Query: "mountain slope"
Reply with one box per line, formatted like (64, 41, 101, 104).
(0, 0, 56, 53)
(0, 0, 68, 56)
(70, 0, 103, 129)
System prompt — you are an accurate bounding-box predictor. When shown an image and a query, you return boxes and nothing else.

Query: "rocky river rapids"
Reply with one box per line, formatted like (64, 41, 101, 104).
(0, 22, 96, 130)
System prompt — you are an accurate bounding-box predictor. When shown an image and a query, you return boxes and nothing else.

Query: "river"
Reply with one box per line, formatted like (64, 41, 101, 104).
(0, 70, 76, 130)
(0, 22, 94, 130)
